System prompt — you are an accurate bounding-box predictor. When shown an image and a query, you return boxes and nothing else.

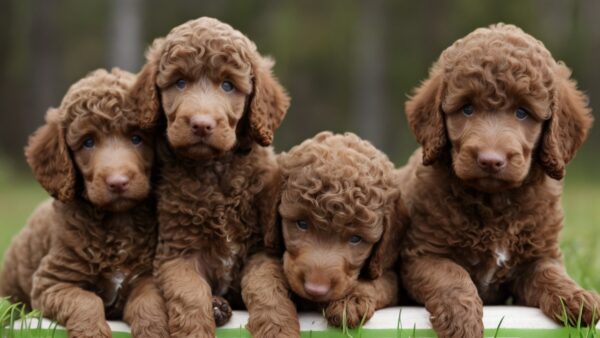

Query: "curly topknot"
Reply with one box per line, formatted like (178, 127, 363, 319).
(59, 68, 139, 128)
(278, 131, 398, 232)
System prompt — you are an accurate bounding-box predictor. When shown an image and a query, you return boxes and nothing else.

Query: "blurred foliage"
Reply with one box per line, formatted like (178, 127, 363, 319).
(0, 0, 598, 170)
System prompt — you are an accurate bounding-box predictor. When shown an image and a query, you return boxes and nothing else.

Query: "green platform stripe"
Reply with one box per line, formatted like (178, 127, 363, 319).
(4, 327, 596, 338)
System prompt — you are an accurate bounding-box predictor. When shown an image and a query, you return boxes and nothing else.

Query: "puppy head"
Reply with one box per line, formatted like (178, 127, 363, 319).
(132, 17, 289, 160)
(272, 132, 402, 303)
(25, 68, 156, 212)
(406, 23, 592, 192)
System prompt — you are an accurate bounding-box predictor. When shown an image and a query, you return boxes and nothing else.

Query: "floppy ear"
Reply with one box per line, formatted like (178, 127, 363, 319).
(248, 57, 290, 146)
(405, 65, 446, 165)
(539, 63, 593, 180)
(367, 192, 407, 279)
(25, 108, 76, 202)
(260, 169, 284, 254)
(131, 38, 165, 129)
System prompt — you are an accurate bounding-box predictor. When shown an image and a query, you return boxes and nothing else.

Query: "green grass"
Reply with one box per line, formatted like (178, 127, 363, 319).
(0, 162, 47, 267)
(0, 162, 599, 337)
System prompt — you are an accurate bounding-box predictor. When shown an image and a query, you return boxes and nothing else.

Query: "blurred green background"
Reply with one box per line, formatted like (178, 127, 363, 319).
(0, 0, 598, 291)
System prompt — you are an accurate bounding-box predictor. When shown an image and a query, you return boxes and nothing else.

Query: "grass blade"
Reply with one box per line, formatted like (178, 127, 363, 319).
(493, 316, 505, 338)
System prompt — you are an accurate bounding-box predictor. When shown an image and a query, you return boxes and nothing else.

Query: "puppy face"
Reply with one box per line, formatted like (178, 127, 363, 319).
(442, 85, 546, 192)
(159, 61, 251, 159)
(66, 116, 154, 211)
(272, 132, 401, 303)
(26, 69, 156, 211)
(405, 24, 593, 191)
(133, 17, 290, 160)
(280, 202, 380, 303)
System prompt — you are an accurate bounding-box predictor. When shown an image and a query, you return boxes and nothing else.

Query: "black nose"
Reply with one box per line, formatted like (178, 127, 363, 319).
(190, 115, 216, 137)
(477, 151, 507, 173)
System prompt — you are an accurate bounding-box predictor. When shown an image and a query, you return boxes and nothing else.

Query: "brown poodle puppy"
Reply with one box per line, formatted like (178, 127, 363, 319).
(242, 132, 406, 337)
(400, 23, 598, 337)
(130, 17, 289, 337)
(0, 69, 168, 338)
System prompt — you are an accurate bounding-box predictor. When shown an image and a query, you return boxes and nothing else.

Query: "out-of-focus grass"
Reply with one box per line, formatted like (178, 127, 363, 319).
(0, 161, 47, 266)
(561, 179, 600, 292)
(0, 161, 599, 292)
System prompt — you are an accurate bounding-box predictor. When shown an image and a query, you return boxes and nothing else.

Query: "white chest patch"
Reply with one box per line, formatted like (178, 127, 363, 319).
(495, 248, 510, 267)
(112, 272, 125, 291)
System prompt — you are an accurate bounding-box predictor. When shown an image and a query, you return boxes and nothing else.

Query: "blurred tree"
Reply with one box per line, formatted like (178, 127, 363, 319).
(352, 0, 387, 149)
(0, 0, 598, 171)
(109, 0, 142, 72)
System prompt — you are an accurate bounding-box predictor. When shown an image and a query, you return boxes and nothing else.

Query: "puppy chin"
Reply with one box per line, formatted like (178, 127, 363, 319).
(464, 177, 521, 193)
(455, 168, 527, 193)
(88, 189, 148, 212)
(169, 134, 236, 160)
(93, 197, 141, 212)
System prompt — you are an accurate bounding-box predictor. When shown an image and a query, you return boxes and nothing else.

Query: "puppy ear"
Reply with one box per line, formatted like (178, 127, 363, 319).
(131, 38, 165, 129)
(248, 57, 290, 146)
(539, 63, 593, 180)
(25, 108, 76, 202)
(367, 193, 407, 279)
(405, 66, 446, 165)
(260, 169, 284, 253)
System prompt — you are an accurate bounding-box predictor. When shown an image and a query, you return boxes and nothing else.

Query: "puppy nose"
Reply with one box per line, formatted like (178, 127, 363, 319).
(106, 175, 129, 193)
(477, 151, 507, 173)
(190, 115, 216, 137)
(303, 281, 330, 298)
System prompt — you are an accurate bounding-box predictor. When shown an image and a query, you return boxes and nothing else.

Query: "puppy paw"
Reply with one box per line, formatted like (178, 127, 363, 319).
(546, 289, 600, 326)
(212, 296, 232, 327)
(130, 318, 169, 338)
(247, 318, 300, 338)
(67, 320, 112, 338)
(324, 294, 375, 328)
(429, 299, 483, 338)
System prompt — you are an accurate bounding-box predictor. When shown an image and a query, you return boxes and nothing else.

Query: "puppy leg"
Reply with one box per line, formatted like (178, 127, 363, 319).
(32, 283, 111, 338)
(123, 277, 169, 338)
(324, 270, 398, 328)
(514, 259, 600, 326)
(402, 256, 483, 338)
(31, 257, 111, 338)
(241, 252, 300, 338)
(155, 257, 215, 338)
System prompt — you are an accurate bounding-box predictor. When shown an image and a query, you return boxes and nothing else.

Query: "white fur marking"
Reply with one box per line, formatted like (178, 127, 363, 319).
(495, 248, 509, 267)
(112, 273, 125, 291)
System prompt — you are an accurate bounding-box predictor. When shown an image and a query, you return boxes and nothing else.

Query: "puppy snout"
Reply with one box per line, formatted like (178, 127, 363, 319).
(106, 174, 130, 193)
(190, 115, 216, 137)
(477, 150, 507, 173)
(303, 281, 331, 298)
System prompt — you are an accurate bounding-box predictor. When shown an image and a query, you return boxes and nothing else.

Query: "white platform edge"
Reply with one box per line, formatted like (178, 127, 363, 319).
(10, 306, 600, 332)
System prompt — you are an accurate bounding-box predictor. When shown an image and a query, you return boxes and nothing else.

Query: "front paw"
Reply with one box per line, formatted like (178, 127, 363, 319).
(67, 320, 112, 338)
(212, 296, 232, 327)
(130, 316, 169, 338)
(324, 294, 375, 328)
(428, 298, 483, 338)
(247, 316, 300, 338)
(545, 289, 600, 326)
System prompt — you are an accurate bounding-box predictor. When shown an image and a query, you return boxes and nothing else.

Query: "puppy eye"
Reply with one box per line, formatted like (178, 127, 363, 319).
(175, 79, 186, 90)
(83, 137, 95, 149)
(349, 235, 362, 244)
(515, 107, 529, 120)
(462, 104, 475, 117)
(221, 80, 235, 92)
(131, 134, 143, 145)
(296, 220, 308, 231)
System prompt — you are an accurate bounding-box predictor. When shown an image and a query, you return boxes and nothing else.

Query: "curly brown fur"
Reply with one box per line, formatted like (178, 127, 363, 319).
(0, 69, 168, 338)
(130, 17, 290, 337)
(242, 132, 406, 337)
(401, 24, 597, 338)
